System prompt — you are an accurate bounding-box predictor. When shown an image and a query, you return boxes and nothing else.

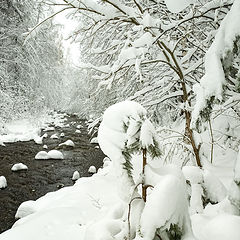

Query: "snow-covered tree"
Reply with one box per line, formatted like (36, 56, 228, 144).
(98, 101, 161, 201)
(98, 101, 195, 239)
(39, 0, 237, 167)
(0, 0, 65, 125)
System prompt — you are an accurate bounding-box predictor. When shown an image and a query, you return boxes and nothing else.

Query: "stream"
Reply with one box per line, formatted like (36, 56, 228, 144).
(0, 113, 105, 233)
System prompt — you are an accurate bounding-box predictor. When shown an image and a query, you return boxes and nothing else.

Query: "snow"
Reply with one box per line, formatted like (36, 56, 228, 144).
(0, 119, 40, 144)
(0, 112, 68, 146)
(1, 103, 240, 239)
(72, 171, 80, 180)
(228, 181, 240, 209)
(35, 151, 49, 160)
(182, 166, 203, 184)
(103, 157, 110, 163)
(33, 135, 43, 145)
(203, 170, 227, 203)
(0, 176, 7, 189)
(43, 126, 55, 132)
(88, 166, 96, 174)
(43, 145, 48, 149)
(15, 201, 36, 219)
(234, 149, 240, 184)
(42, 133, 48, 138)
(59, 140, 75, 147)
(139, 174, 192, 240)
(0, 171, 121, 240)
(35, 150, 64, 160)
(90, 137, 98, 144)
(132, 32, 153, 48)
(98, 100, 146, 165)
(60, 133, 65, 137)
(192, 0, 240, 123)
(47, 150, 64, 160)
(139, 119, 156, 148)
(164, 0, 195, 13)
(75, 129, 81, 133)
(50, 133, 58, 139)
(11, 163, 28, 172)
(203, 214, 240, 240)
(190, 184, 203, 214)
(192, 213, 240, 240)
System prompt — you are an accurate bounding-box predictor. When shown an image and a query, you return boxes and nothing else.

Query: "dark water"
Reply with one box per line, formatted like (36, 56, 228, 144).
(0, 114, 105, 233)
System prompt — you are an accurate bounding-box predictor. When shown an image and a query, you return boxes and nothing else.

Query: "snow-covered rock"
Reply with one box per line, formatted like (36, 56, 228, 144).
(76, 125, 82, 129)
(103, 157, 111, 163)
(43, 126, 55, 132)
(59, 140, 75, 147)
(103, 157, 111, 168)
(0, 139, 6, 146)
(42, 133, 48, 138)
(15, 200, 36, 219)
(35, 151, 49, 160)
(90, 137, 98, 144)
(48, 150, 64, 160)
(88, 166, 96, 174)
(103, 161, 111, 168)
(50, 133, 58, 139)
(75, 129, 81, 133)
(72, 171, 80, 180)
(11, 163, 28, 172)
(34, 136, 43, 145)
(35, 150, 64, 160)
(43, 145, 48, 149)
(0, 176, 7, 189)
(60, 133, 65, 138)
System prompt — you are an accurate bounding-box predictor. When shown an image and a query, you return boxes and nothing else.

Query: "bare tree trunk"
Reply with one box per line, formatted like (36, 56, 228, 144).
(142, 148, 147, 202)
(159, 41, 202, 168)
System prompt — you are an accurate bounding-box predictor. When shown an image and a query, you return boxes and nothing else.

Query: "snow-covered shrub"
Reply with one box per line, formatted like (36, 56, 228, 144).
(137, 174, 193, 240)
(98, 101, 161, 200)
(98, 101, 194, 239)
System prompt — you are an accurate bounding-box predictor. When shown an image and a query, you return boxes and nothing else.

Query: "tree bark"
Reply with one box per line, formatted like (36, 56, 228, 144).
(142, 148, 147, 202)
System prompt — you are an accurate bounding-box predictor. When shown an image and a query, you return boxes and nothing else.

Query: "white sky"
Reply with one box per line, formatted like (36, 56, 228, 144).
(53, 9, 81, 65)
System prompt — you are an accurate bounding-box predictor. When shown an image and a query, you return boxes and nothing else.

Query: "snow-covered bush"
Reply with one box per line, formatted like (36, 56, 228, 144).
(98, 101, 194, 239)
(98, 101, 161, 200)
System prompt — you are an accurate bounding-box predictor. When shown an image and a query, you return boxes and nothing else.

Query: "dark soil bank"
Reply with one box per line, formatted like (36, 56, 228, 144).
(0, 114, 105, 233)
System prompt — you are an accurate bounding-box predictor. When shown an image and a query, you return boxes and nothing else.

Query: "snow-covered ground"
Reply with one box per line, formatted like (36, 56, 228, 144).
(1, 154, 239, 240)
(0, 112, 68, 146)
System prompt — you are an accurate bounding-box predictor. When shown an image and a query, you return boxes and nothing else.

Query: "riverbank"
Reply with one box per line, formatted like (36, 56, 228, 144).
(0, 113, 105, 233)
